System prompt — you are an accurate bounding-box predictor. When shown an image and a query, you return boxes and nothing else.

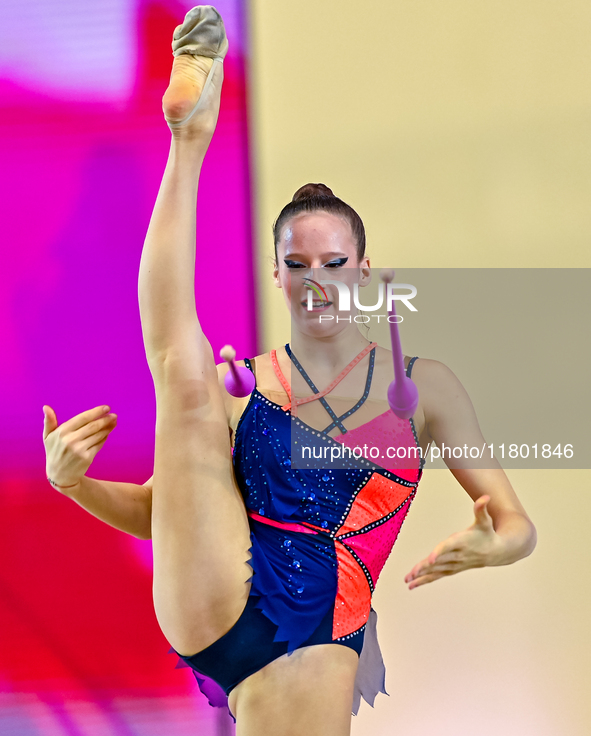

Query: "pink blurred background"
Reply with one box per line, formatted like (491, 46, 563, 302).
(0, 1, 255, 733)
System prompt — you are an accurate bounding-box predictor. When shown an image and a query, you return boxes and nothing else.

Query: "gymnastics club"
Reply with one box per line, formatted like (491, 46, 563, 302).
(220, 345, 256, 398)
(380, 269, 419, 419)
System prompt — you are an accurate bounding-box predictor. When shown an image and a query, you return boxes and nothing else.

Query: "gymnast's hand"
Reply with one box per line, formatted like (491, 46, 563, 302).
(404, 495, 503, 589)
(43, 405, 118, 495)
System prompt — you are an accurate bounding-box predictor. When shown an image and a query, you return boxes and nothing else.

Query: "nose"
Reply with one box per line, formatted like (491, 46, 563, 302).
(292, 264, 319, 278)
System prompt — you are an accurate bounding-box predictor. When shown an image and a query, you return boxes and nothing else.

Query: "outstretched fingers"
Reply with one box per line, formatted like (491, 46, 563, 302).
(44, 405, 111, 438)
(405, 549, 464, 588)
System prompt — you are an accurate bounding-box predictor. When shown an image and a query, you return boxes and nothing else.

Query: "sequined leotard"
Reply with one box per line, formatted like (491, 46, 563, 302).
(174, 345, 424, 715)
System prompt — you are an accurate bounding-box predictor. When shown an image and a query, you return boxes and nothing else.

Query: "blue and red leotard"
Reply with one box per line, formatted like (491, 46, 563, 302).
(174, 344, 424, 716)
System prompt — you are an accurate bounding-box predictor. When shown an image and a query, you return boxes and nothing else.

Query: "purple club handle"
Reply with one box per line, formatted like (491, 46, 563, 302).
(220, 345, 256, 398)
(381, 270, 419, 420)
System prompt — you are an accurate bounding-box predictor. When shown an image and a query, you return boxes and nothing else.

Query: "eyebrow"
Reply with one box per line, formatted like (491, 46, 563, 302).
(283, 252, 349, 260)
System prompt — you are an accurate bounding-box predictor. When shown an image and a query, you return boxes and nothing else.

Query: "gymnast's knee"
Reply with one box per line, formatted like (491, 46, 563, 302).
(150, 336, 219, 389)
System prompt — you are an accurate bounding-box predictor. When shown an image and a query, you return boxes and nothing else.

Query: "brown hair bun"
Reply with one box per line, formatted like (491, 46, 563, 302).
(273, 183, 366, 261)
(292, 183, 335, 202)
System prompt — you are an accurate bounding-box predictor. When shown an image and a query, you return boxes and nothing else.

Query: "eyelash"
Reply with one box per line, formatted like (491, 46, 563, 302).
(284, 258, 348, 269)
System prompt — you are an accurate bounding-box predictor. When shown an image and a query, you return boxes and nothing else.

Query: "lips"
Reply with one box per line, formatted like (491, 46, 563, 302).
(301, 299, 333, 312)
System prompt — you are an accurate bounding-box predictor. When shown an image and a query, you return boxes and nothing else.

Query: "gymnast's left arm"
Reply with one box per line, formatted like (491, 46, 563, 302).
(404, 359, 537, 590)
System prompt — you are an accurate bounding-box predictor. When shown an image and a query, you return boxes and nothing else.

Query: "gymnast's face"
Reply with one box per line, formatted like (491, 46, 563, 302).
(273, 211, 371, 337)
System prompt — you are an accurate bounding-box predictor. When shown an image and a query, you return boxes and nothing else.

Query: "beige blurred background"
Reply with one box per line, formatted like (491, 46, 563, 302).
(247, 1, 590, 734)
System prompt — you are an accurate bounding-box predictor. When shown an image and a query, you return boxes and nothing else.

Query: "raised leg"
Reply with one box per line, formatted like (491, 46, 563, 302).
(139, 51, 251, 656)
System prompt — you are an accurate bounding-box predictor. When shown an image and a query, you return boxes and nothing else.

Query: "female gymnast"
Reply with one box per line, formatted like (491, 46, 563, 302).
(42, 7, 537, 735)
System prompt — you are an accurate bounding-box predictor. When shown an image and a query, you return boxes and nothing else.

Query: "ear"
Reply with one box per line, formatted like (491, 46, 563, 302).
(273, 259, 282, 289)
(358, 255, 371, 286)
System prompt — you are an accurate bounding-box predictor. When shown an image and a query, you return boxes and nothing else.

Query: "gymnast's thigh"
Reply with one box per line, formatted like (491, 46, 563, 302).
(176, 595, 360, 734)
(230, 643, 359, 736)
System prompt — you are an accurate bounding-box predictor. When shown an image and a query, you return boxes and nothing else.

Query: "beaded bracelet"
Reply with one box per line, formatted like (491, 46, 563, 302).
(47, 476, 80, 490)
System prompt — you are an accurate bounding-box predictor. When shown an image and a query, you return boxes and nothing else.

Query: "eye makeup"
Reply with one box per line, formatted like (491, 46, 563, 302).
(324, 257, 348, 268)
(283, 256, 349, 269)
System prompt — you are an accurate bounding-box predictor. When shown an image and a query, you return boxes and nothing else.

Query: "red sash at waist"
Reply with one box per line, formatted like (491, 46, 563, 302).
(247, 509, 320, 535)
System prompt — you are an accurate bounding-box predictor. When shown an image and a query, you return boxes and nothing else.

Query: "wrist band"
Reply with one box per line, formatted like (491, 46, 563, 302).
(47, 476, 80, 489)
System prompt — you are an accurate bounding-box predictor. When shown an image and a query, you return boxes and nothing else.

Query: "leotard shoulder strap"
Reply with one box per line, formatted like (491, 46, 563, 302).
(286, 344, 377, 434)
(269, 349, 292, 411)
(406, 356, 419, 377)
(269, 342, 378, 434)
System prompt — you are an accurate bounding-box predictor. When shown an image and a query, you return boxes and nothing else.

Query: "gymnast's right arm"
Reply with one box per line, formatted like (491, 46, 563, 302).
(42, 404, 153, 540)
